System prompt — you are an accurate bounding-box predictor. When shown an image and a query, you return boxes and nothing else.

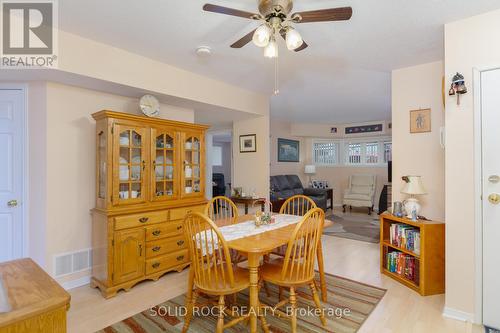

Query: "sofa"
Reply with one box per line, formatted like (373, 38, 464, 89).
(270, 175, 327, 211)
(342, 174, 377, 214)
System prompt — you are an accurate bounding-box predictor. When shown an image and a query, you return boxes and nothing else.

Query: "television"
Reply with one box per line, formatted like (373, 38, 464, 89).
(388, 160, 392, 183)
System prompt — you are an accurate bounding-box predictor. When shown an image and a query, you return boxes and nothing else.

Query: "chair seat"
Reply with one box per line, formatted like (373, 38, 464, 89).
(343, 193, 371, 201)
(260, 259, 314, 287)
(195, 266, 250, 296)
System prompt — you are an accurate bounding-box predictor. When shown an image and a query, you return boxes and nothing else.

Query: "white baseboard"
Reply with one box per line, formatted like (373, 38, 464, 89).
(60, 275, 91, 290)
(443, 307, 475, 322)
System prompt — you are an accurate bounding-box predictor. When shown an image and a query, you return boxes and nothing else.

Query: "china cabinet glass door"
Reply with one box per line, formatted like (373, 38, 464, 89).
(152, 129, 177, 201)
(182, 133, 203, 197)
(114, 125, 147, 205)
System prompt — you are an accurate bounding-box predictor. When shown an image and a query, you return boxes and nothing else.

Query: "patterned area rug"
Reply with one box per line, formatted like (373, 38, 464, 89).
(323, 214, 380, 243)
(96, 272, 386, 333)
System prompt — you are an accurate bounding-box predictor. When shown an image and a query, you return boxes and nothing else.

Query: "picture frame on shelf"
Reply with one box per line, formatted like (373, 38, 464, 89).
(239, 134, 257, 153)
(277, 138, 300, 162)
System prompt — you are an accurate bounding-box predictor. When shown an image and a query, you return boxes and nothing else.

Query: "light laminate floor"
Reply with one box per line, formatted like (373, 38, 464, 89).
(68, 212, 483, 333)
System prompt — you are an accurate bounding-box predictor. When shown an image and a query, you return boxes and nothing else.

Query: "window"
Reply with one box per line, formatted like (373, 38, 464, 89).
(313, 141, 338, 165)
(212, 146, 222, 166)
(346, 143, 361, 164)
(312, 137, 391, 167)
(384, 142, 392, 163)
(365, 142, 379, 164)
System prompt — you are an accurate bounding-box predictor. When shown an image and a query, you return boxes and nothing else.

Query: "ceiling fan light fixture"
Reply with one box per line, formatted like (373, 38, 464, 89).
(264, 36, 278, 58)
(252, 24, 271, 47)
(285, 27, 303, 51)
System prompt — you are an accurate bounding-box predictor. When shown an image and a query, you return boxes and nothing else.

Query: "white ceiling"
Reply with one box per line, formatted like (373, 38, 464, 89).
(59, 0, 500, 123)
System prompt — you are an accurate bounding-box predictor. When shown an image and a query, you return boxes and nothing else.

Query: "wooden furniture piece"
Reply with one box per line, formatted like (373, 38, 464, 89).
(0, 259, 71, 333)
(378, 183, 392, 214)
(205, 196, 239, 225)
(270, 195, 328, 302)
(260, 208, 327, 333)
(380, 213, 445, 296)
(225, 215, 333, 333)
(182, 213, 268, 333)
(325, 188, 334, 211)
(231, 196, 265, 214)
(91, 111, 209, 298)
(204, 197, 246, 266)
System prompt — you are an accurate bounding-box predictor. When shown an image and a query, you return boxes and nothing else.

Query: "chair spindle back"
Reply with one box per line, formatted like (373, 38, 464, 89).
(205, 196, 239, 226)
(280, 194, 317, 216)
(281, 208, 325, 282)
(184, 212, 235, 291)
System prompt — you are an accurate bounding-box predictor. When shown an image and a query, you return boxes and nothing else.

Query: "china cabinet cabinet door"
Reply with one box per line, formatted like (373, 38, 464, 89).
(151, 128, 178, 201)
(113, 124, 148, 205)
(181, 131, 205, 198)
(113, 228, 145, 284)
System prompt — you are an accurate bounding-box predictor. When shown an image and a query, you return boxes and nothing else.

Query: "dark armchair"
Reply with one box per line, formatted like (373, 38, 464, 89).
(270, 175, 327, 211)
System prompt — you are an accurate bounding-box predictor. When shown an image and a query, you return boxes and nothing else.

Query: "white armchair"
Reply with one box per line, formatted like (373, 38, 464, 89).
(343, 174, 377, 214)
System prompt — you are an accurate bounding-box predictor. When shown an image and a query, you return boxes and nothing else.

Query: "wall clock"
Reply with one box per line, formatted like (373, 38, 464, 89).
(139, 94, 160, 117)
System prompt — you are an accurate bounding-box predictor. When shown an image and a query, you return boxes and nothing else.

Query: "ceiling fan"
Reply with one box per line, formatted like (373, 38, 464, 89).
(203, 0, 352, 58)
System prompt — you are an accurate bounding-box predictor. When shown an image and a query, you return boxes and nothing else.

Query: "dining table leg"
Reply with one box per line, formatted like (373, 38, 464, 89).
(247, 252, 260, 333)
(317, 241, 327, 302)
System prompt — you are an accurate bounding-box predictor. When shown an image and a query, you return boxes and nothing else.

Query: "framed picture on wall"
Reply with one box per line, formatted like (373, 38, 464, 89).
(278, 138, 300, 162)
(239, 134, 256, 153)
(410, 108, 431, 133)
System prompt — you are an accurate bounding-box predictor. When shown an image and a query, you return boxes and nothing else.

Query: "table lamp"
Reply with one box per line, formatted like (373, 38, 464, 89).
(304, 164, 316, 187)
(401, 175, 427, 219)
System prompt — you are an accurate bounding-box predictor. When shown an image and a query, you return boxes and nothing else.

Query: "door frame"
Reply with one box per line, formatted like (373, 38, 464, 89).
(473, 66, 500, 325)
(0, 83, 29, 258)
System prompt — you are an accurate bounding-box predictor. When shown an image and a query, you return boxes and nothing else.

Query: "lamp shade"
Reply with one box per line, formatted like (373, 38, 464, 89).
(304, 165, 316, 175)
(401, 176, 427, 195)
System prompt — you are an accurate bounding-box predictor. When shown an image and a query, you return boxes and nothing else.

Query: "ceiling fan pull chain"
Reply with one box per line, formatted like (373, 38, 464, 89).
(274, 56, 280, 95)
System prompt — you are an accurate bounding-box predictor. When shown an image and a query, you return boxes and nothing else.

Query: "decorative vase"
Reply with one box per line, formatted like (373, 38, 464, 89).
(403, 198, 420, 219)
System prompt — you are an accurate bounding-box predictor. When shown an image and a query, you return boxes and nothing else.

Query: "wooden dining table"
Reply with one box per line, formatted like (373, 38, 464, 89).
(219, 214, 333, 333)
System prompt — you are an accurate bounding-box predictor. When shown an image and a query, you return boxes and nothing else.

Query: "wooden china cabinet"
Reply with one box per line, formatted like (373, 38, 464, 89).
(91, 110, 208, 298)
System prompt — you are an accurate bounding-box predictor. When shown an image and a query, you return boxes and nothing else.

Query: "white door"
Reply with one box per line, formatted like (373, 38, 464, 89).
(0, 89, 25, 262)
(481, 69, 500, 330)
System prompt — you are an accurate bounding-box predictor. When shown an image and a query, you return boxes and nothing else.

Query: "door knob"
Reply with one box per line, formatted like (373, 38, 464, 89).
(488, 193, 500, 205)
(7, 200, 18, 207)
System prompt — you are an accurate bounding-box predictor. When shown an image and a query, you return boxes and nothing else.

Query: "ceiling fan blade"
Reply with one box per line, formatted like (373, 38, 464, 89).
(203, 4, 260, 20)
(292, 7, 353, 23)
(231, 29, 256, 48)
(279, 30, 309, 52)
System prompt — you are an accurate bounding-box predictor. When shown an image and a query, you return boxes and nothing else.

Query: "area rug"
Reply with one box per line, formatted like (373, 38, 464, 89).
(96, 272, 386, 333)
(323, 214, 380, 243)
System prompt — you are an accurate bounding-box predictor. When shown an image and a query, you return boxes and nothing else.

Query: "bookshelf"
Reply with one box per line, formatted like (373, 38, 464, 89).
(380, 213, 445, 296)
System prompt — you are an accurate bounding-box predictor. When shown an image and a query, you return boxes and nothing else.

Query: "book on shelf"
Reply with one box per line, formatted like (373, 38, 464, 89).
(386, 251, 420, 285)
(389, 223, 421, 255)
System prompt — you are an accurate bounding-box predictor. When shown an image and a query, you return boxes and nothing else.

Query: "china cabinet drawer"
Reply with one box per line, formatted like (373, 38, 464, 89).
(145, 221, 184, 241)
(146, 235, 187, 258)
(146, 250, 189, 275)
(169, 205, 205, 221)
(114, 211, 168, 230)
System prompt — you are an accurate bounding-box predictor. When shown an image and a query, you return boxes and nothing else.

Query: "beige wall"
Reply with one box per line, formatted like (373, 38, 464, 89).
(270, 118, 307, 184)
(38, 82, 194, 282)
(391, 61, 445, 221)
(444, 8, 500, 319)
(233, 116, 270, 199)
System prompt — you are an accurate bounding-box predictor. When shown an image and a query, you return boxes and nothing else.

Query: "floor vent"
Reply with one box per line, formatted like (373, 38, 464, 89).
(54, 249, 92, 277)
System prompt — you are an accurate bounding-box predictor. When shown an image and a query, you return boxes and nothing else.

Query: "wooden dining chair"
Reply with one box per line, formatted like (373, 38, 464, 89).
(259, 208, 327, 333)
(205, 196, 246, 267)
(205, 196, 239, 226)
(183, 212, 269, 333)
(272, 195, 328, 302)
